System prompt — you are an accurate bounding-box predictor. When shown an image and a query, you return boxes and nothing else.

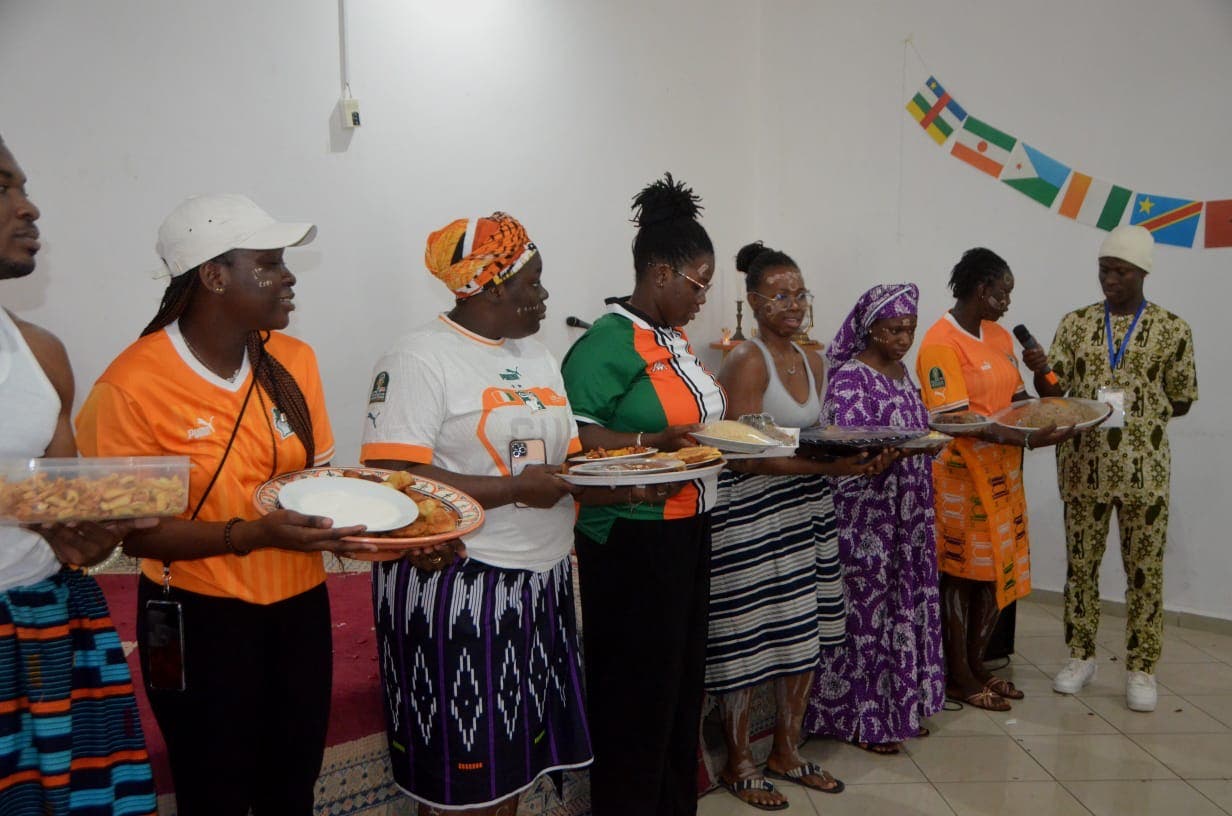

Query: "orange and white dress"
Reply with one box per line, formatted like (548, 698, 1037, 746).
(917, 313, 1031, 609)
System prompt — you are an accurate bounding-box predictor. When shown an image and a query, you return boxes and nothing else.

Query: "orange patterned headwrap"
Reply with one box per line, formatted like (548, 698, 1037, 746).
(424, 212, 537, 300)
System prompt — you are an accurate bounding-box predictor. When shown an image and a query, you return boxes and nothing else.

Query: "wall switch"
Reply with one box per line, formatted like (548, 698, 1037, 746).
(342, 98, 361, 128)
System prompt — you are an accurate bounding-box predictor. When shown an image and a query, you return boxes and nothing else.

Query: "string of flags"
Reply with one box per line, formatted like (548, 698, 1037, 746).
(906, 76, 1231, 249)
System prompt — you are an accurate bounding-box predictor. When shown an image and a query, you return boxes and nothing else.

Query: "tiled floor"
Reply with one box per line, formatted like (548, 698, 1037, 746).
(698, 599, 1232, 815)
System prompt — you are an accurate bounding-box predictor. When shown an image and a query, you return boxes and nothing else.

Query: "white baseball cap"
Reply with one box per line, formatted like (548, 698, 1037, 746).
(156, 193, 317, 277)
(1098, 224, 1153, 274)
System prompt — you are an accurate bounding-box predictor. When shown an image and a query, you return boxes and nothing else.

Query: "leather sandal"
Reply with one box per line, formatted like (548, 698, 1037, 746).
(958, 687, 1011, 712)
(984, 675, 1025, 700)
(765, 761, 845, 794)
(719, 776, 788, 811)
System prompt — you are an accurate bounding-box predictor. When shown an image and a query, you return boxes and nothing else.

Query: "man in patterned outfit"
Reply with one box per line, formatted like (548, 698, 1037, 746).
(1023, 225, 1198, 712)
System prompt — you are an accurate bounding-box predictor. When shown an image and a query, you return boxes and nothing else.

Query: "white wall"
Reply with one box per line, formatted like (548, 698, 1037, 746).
(756, 0, 1232, 621)
(2, 0, 1229, 621)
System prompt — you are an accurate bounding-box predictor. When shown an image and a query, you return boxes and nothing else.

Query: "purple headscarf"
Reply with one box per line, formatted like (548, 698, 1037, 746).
(826, 283, 919, 368)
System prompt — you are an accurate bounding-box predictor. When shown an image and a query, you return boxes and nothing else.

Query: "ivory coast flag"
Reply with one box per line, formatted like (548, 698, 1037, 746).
(1001, 142, 1071, 207)
(1057, 173, 1133, 231)
(906, 76, 968, 146)
(951, 116, 1016, 178)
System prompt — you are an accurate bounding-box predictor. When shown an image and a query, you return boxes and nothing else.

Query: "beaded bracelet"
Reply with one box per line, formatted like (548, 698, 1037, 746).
(223, 517, 251, 556)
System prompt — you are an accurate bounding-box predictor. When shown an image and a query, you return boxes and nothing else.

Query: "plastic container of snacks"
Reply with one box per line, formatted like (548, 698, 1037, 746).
(0, 456, 191, 524)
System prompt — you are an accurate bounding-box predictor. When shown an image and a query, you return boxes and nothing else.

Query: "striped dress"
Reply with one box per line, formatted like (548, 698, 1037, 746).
(705, 473, 843, 692)
(0, 569, 157, 816)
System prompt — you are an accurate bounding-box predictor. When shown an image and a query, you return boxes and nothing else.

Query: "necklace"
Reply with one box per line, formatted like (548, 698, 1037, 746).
(182, 331, 243, 383)
(769, 345, 799, 376)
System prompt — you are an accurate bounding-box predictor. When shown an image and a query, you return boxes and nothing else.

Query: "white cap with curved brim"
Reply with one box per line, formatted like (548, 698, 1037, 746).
(156, 193, 317, 277)
(1098, 224, 1153, 274)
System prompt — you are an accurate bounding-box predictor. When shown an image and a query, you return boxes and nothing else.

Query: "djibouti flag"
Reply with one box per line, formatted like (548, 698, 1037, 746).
(1057, 173, 1133, 230)
(906, 76, 968, 146)
(1001, 142, 1071, 207)
(951, 116, 1016, 178)
(1130, 193, 1203, 248)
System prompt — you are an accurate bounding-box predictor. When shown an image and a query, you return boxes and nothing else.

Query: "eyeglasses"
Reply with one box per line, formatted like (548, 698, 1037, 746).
(751, 290, 814, 309)
(673, 267, 712, 295)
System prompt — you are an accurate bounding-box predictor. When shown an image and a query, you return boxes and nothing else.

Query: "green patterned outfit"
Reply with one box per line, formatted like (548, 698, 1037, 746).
(1047, 301, 1198, 672)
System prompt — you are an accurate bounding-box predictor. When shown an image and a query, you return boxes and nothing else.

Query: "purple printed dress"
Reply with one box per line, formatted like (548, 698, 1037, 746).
(803, 359, 945, 744)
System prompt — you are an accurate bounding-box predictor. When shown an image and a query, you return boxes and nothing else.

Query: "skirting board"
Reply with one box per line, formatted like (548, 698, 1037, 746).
(1030, 589, 1232, 637)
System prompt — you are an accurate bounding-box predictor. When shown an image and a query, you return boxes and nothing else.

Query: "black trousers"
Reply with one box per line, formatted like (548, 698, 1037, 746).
(136, 576, 332, 816)
(575, 514, 711, 816)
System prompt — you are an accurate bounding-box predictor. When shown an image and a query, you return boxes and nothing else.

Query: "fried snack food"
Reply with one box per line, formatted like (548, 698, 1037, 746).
(650, 445, 722, 465)
(373, 471, 460, 538)
(1003, 398, 1102, 429)
(0, 472, 188, 523)
(582, 445, 651, 459)
(936, 410, 986, 424)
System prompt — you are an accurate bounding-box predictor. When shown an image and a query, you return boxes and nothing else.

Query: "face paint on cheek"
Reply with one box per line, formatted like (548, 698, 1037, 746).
(251, 270, 274, 288)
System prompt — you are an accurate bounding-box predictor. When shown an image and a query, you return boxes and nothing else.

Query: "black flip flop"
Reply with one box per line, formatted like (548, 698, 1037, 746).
(719, 776, 789, 811)
(765, 762, 846, 794)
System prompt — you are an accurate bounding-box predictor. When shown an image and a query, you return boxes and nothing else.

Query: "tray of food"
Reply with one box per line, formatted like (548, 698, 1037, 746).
(557, 459, 725, 487)
(0, 456, 190, 525)
(990, 397, 1112, 432)
(897, 429, 954, 449)
(253, 467, 483, 561)
(690, 420, 784, 453)
(929, 409, 993, 434)
(568, 445, 656, 464)
(798, 425, 926, 452)
(647, 445, 724, 468)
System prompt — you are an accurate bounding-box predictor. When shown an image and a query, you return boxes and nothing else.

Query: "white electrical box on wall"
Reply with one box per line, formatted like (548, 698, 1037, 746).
(342, 98, 361, 128)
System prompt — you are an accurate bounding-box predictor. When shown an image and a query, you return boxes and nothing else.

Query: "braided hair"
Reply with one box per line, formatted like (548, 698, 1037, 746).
(948, 247, 1010, 301)
(735, 241, 797, 291)
(630, 172, 713, 277)
(142, 254, 316, 466)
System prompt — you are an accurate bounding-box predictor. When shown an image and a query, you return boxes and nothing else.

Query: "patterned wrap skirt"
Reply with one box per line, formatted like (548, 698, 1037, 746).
(0, 568, 157, 816)
(372, 555, 592, 810)
(705, 471, 845, 693)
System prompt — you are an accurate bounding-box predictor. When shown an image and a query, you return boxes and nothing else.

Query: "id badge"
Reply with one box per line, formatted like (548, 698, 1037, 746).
(144, 599, 186, 691)
(1098, 387, 1126, 429)
(509, 439, 547, 508)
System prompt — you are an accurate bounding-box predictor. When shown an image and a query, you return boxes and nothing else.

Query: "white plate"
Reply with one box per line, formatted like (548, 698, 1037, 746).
(990, 398, 1113, 432)
(568, 459, 683, 476)
(929, 411, 993, 434)
(277, 474, 419, 532)
(724, 445, 799, 460)
(688, 431, 773, 454)
(558, 461, 725, 487)
(568, 447, 658, 464)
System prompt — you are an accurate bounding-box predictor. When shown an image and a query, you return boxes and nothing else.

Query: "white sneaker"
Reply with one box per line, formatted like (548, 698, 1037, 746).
(1052, 658, 1097, 694)
(1126, 671, 1158, 712)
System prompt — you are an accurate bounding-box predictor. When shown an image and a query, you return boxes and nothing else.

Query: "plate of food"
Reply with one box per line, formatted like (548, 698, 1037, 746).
(991, 397, 1112, 432)
(567, 459, 685, 477)
(558, 459, 725, 487)
(0, 456, 190, 525)
(897, 429, 954, 449)
(253, 467, 484, 561)
(798, 425, 926, 451)
(929, 410, 993, 435)
(567, 445, 657, 464)
(690, 420, 782, 453)
(648, 445, 724, 469)
(276, 474, 419, 532)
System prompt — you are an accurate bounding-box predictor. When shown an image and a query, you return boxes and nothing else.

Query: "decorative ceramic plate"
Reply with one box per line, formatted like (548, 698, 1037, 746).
(990, 398, 1112, 432)
(253, 467, 484, 559)
(557, 460, 725, 487)
(567, 447, 658, 464)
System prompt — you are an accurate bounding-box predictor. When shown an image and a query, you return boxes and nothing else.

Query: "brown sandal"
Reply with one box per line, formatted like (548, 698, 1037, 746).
(959, 687, 1011, 712)
(984, 676, 1025, 700)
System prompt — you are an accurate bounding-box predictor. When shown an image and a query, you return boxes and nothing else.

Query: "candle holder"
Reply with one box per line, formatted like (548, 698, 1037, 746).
(732, 300, 746, 341)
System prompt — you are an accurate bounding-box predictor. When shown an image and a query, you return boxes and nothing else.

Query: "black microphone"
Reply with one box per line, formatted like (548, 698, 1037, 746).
(565, 316, 592, 329)
(1012, 324, 1059, 386)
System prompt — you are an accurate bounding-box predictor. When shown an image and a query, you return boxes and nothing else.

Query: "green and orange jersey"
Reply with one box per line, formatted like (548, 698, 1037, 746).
(562, 299, 726, 543)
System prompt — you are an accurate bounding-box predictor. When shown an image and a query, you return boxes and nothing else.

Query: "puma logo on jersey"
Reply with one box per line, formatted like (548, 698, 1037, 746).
(367, 409, 381, 429)
(649, 361, 668, 373)
(187, 416, 215, 440)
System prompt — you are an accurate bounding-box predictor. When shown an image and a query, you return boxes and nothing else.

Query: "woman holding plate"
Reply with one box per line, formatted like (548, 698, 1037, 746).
(916, 248, 1073, 711)
(560, 173, 725, 816)
(802, 283, 944, 755)
(360, 212, 618, 816)
(706, 242, 890, 809)
(75, 194, 369, 815)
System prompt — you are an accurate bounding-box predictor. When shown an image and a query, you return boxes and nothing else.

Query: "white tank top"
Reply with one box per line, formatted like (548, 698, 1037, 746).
(749, 337, 823, 428)
(0, 309, 62, 591)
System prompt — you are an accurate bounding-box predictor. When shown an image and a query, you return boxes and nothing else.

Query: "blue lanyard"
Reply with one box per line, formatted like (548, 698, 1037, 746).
(1105, 300, 1146, 371)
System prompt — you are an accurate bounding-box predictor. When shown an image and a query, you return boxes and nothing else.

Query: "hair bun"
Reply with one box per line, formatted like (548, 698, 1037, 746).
(735, 241, 769, 274)
(631, 172, 704, 227)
